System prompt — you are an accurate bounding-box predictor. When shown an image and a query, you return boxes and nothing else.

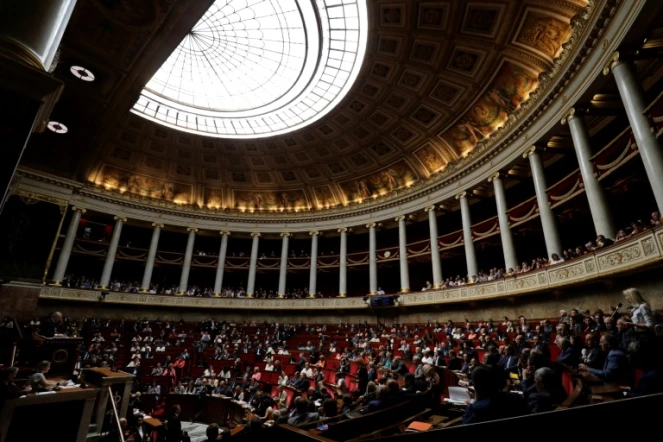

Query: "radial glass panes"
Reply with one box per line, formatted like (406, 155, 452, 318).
(131, 0, 368, 138)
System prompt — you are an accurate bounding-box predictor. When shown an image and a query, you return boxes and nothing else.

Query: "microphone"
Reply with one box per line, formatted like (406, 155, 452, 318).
(611, 303, 623, 318)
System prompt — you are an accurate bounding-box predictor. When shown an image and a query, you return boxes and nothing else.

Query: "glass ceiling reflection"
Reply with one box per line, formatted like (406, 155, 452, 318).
(132, 0, 368, 138)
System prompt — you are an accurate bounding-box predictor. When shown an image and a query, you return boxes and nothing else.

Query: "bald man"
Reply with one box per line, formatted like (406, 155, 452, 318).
(40, 311, 63, 337)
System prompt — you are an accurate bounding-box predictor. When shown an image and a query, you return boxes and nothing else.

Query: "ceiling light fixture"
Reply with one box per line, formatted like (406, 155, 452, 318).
(70, 65, 95, 82)
(47, 121, 68, 134)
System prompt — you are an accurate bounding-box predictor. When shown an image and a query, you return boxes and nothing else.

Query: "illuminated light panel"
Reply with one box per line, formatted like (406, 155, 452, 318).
(47, 121, 68, 134)
(70, 65, 95, 82)
(131, 0, 368, 138)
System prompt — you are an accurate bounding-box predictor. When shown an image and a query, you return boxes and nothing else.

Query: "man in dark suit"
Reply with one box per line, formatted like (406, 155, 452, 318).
(367, 362, 377, 383)
(497, 346, 518, 373)
(580, 334, 632, 385)
(40, 311, 63, 337)
(165, 405, 182, 442)
(446, 351, 462, 371)
(583, 333, 606, 370)
(527, 367, 567, 413)
(128, 415, 150, 442)
(556, 338, 580, 368)
(462, 366, 528, 424)
(360, 385, 389, 414)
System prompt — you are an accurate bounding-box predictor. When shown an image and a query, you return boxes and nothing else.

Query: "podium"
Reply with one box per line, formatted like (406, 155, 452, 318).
(16, 336, 83, 376)
(80, 368, 135, 436)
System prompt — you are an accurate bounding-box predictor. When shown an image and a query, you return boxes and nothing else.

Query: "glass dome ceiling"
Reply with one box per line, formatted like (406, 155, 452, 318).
(131, 0, 368, 138)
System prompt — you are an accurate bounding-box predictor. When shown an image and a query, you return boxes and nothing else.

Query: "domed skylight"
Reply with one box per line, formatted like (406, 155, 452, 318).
(131, 0, 368, 138)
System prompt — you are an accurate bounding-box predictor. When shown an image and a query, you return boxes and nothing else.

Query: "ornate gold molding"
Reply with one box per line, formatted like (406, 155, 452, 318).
(560, 107, 577, 125)
(280, 232, 291, 237)
(455, 191, 467, 200)
(114, 216, 127, 223)
(220, 231, 231, 236)
(424, 205, 436, 213)
(72, 206, 86, 214)
(16, 189, 68, 207)
(152, 223, 164, 228)
(309, 231, 321, 236)
(366, 223, 377, 229)
(395, 215, 406, 222)
(186, 227, 198, 233)
(338, 227, 348, 233)
(523, 145, 538, 158)
(251, 232, 261, 237)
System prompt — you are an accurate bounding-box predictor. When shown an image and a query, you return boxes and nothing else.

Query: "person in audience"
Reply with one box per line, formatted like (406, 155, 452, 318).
(1, 367, 30, 412)
(288, 397, 319, 425)
(203, 423, 221, 442)
(360, 385, 389, 414)
(627, 335, 663, 396)
(527, 367, 567, 413)
(582, 333, 606, 370)
(622, 288, 655, 330)
(462, 366, 528, 424)
(579, 334, 632, 385)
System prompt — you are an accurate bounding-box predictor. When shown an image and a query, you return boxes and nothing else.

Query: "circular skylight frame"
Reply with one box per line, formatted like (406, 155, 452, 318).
(131, 0, 368, 138)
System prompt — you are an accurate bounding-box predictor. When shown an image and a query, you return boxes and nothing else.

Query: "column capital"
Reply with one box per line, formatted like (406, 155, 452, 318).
(366, 222, 377, 229)
(487, 172, 502, 183)
(560, 107, 577, 125)
(602, 51, 621, 76)
(522, 145, 538, 158)
(71, 206, 86, 214)
(220, 231, 231, 236)
(280, 232, 291, 237)
(338, 227, 348, 233)
(152, 222, 164, 228)
(395, 215, 406, 222)
(424, 205, 436, 213)
(251, 232, 261, 237)
(455, 191, 467, 200)
(309, 231, 321, 236)
(187, 228, 198, 233)
(113, 216, 127, 223)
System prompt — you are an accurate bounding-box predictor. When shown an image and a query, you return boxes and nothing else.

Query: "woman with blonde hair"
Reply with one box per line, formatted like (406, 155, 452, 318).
(623, 288, 655, 329)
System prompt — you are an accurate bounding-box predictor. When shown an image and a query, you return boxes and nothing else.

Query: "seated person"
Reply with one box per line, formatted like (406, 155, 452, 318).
(287, 397, 320, 425)
(626, 336, 663, 396)
(579, 334, 632, 385)
(360, 385, 389, 414)
(25, 361, 59, 393)
(203, 423, 221, 441)
(527, 367, 567, 413)
(462, 366, 528, 424)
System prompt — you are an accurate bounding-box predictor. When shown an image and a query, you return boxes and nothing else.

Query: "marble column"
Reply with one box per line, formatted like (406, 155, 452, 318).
(367, 223, 378, 295)
(395, 216, 410, 293)
(0, 0, 78, 71)
(140, 223, 163, 292)
(177, 228, 197, 295)
(213, 231, 230, 296)
(99, 216, 126, 289)
(489, 173, 518, 271)
(563, 108, 616, 239)
(246, 233, 261, 298)
(338, 228, 348, 297)
(525, 146, 563, 258)
(308, 232, 320, 298)
(425, 206, 443, 288)
(605, 52, 663, 213)
(457, 192, 479, 280)
(277, 233, 290, 298)
(51, 206, 85, 285)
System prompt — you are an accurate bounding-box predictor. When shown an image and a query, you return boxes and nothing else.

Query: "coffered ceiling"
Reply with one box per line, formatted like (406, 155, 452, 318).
(22, 0, 589, 214)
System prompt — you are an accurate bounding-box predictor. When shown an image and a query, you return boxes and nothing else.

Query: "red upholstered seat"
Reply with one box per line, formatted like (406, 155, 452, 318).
(562, 370, 574, 397)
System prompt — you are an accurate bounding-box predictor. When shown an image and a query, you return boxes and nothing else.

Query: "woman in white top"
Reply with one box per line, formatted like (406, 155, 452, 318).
(623, 288, 655, 329)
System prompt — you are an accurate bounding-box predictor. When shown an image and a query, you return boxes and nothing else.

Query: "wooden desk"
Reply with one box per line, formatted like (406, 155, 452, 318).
(81, 368, 135, 436)
(0, 387, 98, 442)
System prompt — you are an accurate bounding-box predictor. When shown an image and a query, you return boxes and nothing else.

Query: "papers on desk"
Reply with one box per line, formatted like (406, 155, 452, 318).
(444, 387, 471, 405)
(34, 391, 57, 396)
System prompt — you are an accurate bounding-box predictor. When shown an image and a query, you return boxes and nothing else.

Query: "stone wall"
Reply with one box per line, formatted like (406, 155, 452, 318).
(1, 282, 43, 321)
(33, 265, 663, 324)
